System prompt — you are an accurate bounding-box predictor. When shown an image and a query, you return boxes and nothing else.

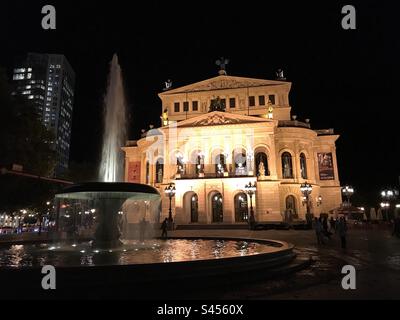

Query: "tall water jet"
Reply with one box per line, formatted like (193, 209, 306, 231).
(99, 54, 126, 182)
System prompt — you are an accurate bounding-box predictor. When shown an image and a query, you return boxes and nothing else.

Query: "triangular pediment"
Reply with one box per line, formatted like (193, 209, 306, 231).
(159, 75, 290, 95)
(166, 111, 272, 128)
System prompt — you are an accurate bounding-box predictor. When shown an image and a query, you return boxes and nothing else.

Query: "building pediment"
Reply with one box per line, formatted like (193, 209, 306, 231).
(169, 111, 271, 128)
(159, 75, 290, 95)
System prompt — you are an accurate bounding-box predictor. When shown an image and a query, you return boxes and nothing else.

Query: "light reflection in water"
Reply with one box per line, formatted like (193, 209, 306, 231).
(0, 239, 280, 268)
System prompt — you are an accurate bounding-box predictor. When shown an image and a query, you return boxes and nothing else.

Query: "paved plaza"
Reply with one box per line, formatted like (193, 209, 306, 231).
(169, 226, 400, 299)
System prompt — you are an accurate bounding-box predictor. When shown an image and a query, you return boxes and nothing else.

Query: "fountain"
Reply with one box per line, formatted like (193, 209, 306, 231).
(0, 55, 301, 299)
(52, 54, 162, 248)
(99, 53, 126, 183)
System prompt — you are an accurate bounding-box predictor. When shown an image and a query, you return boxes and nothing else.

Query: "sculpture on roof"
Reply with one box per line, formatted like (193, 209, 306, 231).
(209, 96, 226, 112)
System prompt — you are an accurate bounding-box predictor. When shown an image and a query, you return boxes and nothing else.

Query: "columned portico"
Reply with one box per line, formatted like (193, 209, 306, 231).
(123, 73, 342, 226)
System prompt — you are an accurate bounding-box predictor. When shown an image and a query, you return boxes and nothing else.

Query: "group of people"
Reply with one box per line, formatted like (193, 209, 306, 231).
(314, 216, 348, 249)
(393, 216, 400, 238)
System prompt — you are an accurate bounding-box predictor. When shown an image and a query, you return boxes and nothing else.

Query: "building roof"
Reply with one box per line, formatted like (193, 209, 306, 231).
(159, 74, 291, 96)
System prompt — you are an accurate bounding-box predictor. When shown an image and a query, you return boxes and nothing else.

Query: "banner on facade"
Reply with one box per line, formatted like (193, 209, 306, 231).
(317, 152, 334, 180)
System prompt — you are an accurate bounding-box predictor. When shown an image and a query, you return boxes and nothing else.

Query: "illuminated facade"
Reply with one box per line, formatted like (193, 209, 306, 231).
(123, 73, 342, 225)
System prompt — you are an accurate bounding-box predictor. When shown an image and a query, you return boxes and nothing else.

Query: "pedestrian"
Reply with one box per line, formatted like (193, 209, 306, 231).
(329, 216, 336, 232)
(337, 217, 347, 249)
(161, 218, 168, 239)
(392, 217, 400, 238)
(314, 217, 324, 245)
(322, 216, 332, 239)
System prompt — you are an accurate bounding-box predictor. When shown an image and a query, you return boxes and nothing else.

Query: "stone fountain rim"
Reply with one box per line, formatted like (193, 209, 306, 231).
(55, 182, 160, 196)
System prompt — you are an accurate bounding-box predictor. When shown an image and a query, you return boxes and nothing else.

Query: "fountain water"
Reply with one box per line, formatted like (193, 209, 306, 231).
(99, 54, 126, 183)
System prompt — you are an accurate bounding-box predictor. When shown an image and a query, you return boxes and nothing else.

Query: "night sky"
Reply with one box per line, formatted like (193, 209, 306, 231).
(1, 1, 399, 206)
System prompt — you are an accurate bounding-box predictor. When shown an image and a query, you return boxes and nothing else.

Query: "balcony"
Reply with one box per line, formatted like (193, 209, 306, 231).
(175, 164, 254, 180)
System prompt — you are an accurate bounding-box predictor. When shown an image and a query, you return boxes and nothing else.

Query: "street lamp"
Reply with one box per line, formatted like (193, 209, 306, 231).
(244, 181, 257, 229)
(381, 188, 399, 221)
(316, 195, 322, 207)
(164, 183, 176, 226)
(380, 202, 390, 221)
(300, 183, 313, 226)
(342, 185, 354, 207)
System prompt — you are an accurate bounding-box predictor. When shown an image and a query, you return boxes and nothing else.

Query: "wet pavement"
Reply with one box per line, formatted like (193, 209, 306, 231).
(169, 226, 400, 299)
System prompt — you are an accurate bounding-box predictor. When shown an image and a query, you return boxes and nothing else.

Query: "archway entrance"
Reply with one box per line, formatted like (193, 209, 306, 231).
(211, 192, 223, 223)
(190, 194, 199, 223)
(285, 195, 298, 221)
(234, 192, 248, 222)
(183, 192, 199, 223)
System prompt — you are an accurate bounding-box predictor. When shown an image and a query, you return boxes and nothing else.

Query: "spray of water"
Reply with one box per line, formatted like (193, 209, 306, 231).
(99, 54, 126, 182)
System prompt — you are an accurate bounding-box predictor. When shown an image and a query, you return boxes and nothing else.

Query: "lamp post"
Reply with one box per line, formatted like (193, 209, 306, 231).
(380, 202, 390, 221)
(164, 183, 176, 228)
(316, 195, 322, 207)
(342, 185, 354, 207)
(300, 183, 313, 227)
(245, 181, 257, 230)
(381, 188, 399, 221)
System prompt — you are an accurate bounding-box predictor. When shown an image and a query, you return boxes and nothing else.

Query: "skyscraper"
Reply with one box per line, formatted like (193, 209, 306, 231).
(11, 53, 75, 176)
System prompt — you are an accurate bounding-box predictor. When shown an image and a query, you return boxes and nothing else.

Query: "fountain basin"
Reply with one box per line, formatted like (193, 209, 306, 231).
(0, 237, 296, 299)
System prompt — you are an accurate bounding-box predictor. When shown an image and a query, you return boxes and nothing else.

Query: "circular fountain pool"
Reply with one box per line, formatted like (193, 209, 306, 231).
(0, 237, 296, 299)
(0, 238, 285, 268)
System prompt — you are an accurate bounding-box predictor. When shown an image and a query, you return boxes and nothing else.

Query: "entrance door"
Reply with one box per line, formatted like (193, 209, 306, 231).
(234, 193, 248, 222)
(212, 192, 223, 222)
(190, 194, 198, 223)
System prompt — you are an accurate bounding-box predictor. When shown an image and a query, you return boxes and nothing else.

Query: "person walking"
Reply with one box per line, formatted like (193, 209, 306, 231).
(329, 216, 336, 232)
(337, 217, 348, 249)
(161, 218, 168, 239)
(392, 216, 400, 238)
(314, 217, 324, 245)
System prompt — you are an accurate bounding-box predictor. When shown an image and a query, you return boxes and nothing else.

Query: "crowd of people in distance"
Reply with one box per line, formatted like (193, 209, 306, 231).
(314, 216, 348, 249)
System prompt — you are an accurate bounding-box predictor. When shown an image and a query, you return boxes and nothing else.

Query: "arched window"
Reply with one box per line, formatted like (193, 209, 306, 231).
(285, 195, 298, 220)
(176, 156, 184, 174)
(255, 152, 269, 177)
(215, 154, 226, 176)
(155, 158, 164, 183)
(190, 150, 204, 176)
(281, 152, 293, 179)
(233, 148, 247, 176)
(145, 161, 150, 184)
(190, 194, 198, 223)
(234, 192, 248, 222)
(300, 153, 307, 179)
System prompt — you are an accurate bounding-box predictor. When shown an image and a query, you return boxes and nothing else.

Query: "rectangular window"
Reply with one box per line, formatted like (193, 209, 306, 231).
(258, 95, 265, 106)
(229, 98, 236, 108)
(192, 101, 198, 111)
(220, 98, 226, 108)
(174, 102, 180, 112)
(249, 96, 255, 107)
(183, 101, 189, 112)
(268, 95, 276, 105)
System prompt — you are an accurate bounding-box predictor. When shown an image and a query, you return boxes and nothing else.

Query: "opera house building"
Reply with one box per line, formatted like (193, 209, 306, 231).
(123, 71, 342, 226)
